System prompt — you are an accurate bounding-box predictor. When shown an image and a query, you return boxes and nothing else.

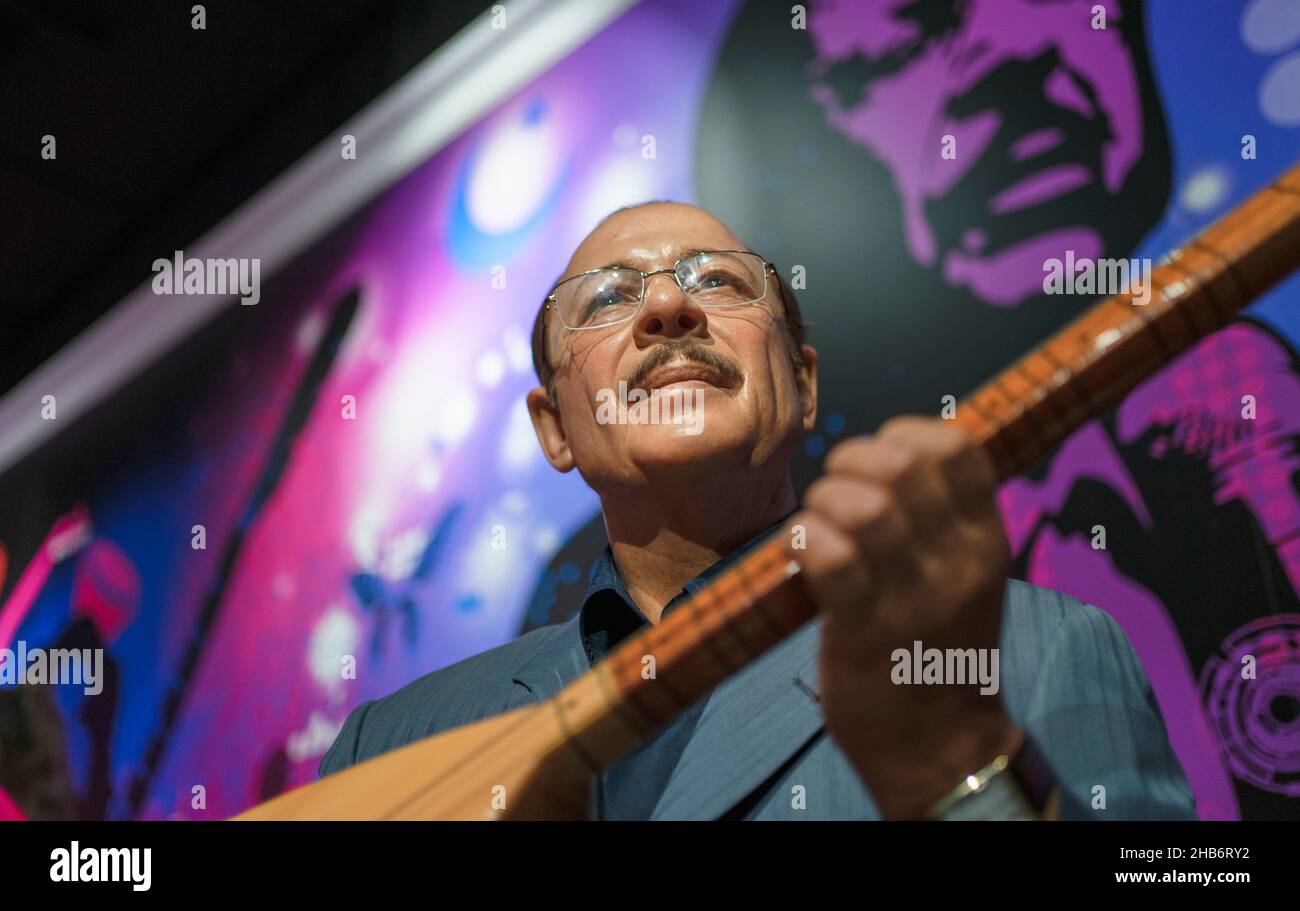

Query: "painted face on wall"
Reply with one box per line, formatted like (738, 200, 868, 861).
(806, 0, 1143, 307)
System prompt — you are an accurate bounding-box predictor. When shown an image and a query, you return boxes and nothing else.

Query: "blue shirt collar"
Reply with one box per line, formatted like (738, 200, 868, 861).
(578, 513, 793, 667)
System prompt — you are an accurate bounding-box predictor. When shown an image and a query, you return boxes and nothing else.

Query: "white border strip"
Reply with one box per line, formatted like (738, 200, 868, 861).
(0, 0, 638, 476)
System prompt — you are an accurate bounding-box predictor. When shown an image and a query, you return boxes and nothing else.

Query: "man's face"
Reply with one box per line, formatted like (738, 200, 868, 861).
(529, 203, 816, 493)
(807, 0, 1142, 307)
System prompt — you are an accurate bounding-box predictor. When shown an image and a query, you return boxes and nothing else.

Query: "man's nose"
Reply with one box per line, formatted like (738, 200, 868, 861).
(633, 271, 709, 345)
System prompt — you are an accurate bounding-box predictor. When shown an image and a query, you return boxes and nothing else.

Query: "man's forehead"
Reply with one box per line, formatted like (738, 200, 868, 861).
(564, 204, 747, 274)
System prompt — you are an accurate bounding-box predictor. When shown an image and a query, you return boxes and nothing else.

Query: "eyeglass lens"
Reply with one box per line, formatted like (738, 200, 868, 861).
(554, 251, 766, 329)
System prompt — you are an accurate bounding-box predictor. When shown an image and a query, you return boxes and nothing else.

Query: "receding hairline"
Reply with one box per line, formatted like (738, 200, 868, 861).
(561, 200, 750, 278)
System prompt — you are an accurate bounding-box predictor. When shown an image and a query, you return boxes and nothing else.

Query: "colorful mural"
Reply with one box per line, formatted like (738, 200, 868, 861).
(0, 0, 1297, 820)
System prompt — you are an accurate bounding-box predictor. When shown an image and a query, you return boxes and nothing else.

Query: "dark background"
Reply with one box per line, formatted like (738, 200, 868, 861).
(0, 0, 482, 395)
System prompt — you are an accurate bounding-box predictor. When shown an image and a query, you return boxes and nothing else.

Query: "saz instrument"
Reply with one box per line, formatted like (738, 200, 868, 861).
(236, 162, 1300, 820)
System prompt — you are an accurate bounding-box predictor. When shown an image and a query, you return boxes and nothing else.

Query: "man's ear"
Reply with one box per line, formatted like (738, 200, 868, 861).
(526, 386, 576, 472)
(796, 344, 818, 433)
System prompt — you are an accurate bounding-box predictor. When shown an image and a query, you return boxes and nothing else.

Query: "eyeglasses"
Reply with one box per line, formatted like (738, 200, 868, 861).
(545, 250, 775, 331)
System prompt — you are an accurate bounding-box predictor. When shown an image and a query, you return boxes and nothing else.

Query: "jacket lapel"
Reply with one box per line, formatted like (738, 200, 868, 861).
(651, 618, 826, 820)
(509, 614, 589, 699)
(509, 612, 830, 821)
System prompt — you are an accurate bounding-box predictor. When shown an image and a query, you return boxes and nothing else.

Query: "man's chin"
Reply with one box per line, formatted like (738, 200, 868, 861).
(624, 420, 753, 472)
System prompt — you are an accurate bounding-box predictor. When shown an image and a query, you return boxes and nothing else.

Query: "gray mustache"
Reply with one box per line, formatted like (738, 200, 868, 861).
(626, 340, 744, 390)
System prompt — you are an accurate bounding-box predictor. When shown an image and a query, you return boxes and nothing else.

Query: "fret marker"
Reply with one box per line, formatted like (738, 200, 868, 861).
(1093, 328, 1124, 351)
(1158, 279, 1189, 303)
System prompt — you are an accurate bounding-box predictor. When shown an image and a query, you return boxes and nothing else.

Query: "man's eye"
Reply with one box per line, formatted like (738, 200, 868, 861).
(580, 288, 634, 322)
(589, 288, 631, 308)
(697, 267, 753, 290)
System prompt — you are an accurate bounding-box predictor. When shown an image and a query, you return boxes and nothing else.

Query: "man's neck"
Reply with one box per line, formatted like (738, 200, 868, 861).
(599, 470, 797, 625)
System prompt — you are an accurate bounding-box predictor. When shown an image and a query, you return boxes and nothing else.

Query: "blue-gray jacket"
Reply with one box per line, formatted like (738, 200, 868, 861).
(320, 577, 1196, 820)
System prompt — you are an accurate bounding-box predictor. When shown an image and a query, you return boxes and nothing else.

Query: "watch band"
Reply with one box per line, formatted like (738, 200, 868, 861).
(934, 764, 1038, 820)
(927, 732, 1061, 820)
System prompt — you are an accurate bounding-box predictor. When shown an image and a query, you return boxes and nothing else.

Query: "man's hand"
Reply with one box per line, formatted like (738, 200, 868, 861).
(785, 416, 1022, 819)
